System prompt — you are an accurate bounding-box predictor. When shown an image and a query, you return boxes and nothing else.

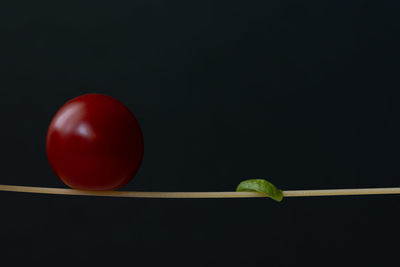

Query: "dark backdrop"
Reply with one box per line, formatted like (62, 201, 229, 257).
(1, 0, 400, 266)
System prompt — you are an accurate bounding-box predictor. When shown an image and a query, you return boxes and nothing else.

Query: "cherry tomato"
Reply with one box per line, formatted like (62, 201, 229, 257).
(46, 94, 144, 191)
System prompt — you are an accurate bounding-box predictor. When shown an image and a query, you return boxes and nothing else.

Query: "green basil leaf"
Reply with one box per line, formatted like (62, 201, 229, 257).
(236, 179, 284, 202)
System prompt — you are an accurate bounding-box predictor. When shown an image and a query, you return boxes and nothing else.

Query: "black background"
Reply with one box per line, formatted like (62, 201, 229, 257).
(1, 0, 400, 266)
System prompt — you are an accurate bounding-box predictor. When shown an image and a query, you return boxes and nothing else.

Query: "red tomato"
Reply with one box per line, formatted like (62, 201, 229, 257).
(46, 94, 144, 191)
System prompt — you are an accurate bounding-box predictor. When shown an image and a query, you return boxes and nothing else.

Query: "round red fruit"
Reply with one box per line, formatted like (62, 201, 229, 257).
(46, 94, 144, 190)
